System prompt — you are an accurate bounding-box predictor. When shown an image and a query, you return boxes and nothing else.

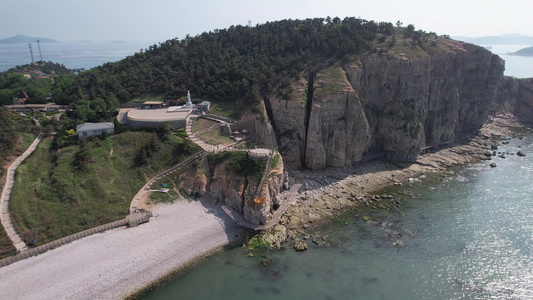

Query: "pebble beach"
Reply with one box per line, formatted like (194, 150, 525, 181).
(0, 200, 241, 299)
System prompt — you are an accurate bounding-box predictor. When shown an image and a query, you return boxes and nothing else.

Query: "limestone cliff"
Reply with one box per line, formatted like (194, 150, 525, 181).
(258, 39, 504, 170)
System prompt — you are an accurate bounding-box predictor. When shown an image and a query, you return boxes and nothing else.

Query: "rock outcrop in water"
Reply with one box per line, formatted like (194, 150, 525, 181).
(252, 40, 505, 170)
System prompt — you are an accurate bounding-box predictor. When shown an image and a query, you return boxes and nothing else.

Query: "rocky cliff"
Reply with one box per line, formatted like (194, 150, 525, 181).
(493, 77, 533, 121)
(206, 152, 285, 225)
(258, 39, 504, 170)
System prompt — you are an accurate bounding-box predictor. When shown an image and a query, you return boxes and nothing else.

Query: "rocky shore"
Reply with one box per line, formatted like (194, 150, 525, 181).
(259, 116, 530, 250)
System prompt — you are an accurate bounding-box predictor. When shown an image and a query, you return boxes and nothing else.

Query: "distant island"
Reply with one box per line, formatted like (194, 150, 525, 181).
(508, 46, 533, 56)
(0, 35, 56, 43)
(453, 33, 533, 45)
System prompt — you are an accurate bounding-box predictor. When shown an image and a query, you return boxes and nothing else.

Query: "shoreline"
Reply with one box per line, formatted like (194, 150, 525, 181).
(260, 116, 530, 244)
(0, 200, 242, 300)
(0, 117, 527, 299)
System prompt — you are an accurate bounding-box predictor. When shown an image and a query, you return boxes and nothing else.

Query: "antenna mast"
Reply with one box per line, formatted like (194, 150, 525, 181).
(36, 40, 43, 61)
(28, 43, 35, 64)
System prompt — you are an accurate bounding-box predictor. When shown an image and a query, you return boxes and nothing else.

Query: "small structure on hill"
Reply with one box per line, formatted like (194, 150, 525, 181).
(13, 90, 29, 104)
(77, 122, 114, 140)
(198, 100, 211, 112)
(141, 101, 164, 109)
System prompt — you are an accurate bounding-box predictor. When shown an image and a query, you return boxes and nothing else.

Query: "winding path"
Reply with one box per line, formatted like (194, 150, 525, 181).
(1, 134, 45, 252)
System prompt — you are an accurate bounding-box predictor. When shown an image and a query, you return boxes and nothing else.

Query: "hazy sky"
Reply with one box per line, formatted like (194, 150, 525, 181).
(1, 0, 532, 44)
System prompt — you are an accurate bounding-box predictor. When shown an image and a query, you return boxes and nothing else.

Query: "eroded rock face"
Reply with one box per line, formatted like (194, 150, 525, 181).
(208, 153, 286, 225)
(260, 40, 504, 170)
(180, 172, 207, 196)
(209, 164, 246, 213)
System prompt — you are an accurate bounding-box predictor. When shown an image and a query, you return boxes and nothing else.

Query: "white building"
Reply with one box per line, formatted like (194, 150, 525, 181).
(77, 122, 114, 140)
(198, 100, 212, 112)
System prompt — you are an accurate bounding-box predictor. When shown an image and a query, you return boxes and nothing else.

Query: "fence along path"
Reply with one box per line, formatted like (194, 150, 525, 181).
(254, 151, 274, 200)
(0, 216, 152, 268)
(1, 133, 45, 252)
(129, 150, 206, 213)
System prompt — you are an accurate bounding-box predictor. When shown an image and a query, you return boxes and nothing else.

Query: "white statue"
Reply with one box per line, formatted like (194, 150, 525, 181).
(186, 90, 193, 107)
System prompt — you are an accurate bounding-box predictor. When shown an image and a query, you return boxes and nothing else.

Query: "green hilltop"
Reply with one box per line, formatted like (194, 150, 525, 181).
(52, 18, 445, 108)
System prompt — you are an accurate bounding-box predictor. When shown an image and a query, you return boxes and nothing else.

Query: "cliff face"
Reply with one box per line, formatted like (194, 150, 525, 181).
(494, 77, 533, 121)
(261, 40, 504, 170)
(207, 153, 285, 225)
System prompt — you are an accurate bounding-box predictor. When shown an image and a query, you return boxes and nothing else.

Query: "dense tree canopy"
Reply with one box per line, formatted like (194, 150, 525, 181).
(0, 61, 73, 105)
(55, 17, 396, 105)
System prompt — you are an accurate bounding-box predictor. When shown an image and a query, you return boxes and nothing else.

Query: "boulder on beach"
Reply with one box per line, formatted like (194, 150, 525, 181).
(517, 151, 526, 157)
(490, 162, 497, 168)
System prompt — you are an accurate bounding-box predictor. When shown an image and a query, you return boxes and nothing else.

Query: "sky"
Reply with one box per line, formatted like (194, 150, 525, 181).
(1, 0, 532, 44)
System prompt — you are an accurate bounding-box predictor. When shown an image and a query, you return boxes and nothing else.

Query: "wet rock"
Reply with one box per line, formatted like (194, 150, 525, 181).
(517, 151, 526, 157)
(259, 258, 274, 268)
(262, 224, 288, 249)
(490, 162, 497, 168)
(292, 237, 308, 251)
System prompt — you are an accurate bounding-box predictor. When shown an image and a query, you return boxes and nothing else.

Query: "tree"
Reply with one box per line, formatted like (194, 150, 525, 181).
(0, 107, 16, 155)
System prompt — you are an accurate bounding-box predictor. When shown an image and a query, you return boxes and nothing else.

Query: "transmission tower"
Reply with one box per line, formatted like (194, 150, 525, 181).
(28, 43, 35, 64)
(36, 40, 43, 61)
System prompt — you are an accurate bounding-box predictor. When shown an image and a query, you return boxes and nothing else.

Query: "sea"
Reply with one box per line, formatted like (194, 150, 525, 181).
(140, 128, 533, 300)
(0, 41, 149, 72)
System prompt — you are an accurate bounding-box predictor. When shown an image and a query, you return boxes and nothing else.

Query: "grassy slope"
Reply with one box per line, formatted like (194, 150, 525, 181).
(192, 118, 219, 133)
(9, 131, 201, 247)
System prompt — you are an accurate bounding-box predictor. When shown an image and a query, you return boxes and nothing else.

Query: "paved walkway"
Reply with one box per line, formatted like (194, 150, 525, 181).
(185, 119, 217, 151)
(1, 133, 45, 252)
(222, 183, 302, 230)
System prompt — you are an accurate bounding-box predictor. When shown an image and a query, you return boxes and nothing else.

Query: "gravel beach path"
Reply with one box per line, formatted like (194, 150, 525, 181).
(0, 200, 241, 300)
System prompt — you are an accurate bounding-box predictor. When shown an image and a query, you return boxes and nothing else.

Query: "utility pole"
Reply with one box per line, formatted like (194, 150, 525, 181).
(248, 20, 251, 27)
(36, 40, 43, 61)
(28, 43, 35, 64)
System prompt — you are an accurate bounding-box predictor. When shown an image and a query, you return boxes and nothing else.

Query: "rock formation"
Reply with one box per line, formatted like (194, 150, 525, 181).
(494, 77, 533, 121)
(206, 152, 285, 225)
(257, 39, 505, 170)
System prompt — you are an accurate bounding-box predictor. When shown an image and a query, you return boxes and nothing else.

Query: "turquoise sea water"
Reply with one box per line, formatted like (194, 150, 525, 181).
(141, 134, 533, 300)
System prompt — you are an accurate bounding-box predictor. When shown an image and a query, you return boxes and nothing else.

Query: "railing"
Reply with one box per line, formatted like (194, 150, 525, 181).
(202, 114, 234, 123)
(0, 215, 151, 268)
(126, 115, 187, 122)
(254, 151, 275, 200)
(195, 123, 224, 135)
(129, 150, 206, 213)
